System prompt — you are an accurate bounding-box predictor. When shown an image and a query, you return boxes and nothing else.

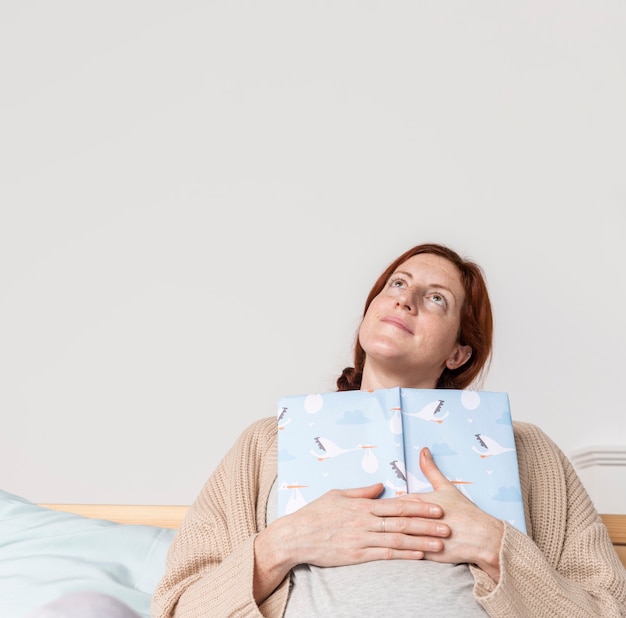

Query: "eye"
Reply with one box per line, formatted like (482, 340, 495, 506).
(387, 275, 407, 289)
(428, 292, 447, 307)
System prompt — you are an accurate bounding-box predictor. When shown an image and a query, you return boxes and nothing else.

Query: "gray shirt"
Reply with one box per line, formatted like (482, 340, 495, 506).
(267, 481, 487, 617)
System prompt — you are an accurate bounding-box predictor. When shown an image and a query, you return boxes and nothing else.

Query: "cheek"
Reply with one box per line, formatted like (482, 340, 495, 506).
(357, 315, 370, 348)
(431, 318, 462, 349)
(363, 295, 386, 317)
(357, 305, 378, 348)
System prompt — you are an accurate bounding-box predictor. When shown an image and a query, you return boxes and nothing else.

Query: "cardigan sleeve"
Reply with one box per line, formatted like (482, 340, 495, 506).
(471, 422, 626, 617)
(150, 417, 289, 618)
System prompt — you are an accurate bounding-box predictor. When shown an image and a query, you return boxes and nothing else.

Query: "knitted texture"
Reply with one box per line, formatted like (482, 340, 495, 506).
(151, 418, 626, 617)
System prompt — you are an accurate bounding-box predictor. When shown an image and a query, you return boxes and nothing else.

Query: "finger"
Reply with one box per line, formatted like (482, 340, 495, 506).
(337, 483, 385, 500)
(365, 547, 427, 561)
(375, 515, 450, 539)
(369, 522, 446, 553)
(419, 447, 454, 491)
(371, 495, 444, 519)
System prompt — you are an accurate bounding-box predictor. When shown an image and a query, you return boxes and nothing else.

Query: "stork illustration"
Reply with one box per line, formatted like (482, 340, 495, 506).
(389, 459, 432, 493)
(310, 437, 373, 461)
(277, 406, 291, 430)
(472, 433, 515, 458)
(390, 459, 474, 493)
(279, 482, 308, 514)
(403, 399, 449, 423)
(389, 406, 403, 434)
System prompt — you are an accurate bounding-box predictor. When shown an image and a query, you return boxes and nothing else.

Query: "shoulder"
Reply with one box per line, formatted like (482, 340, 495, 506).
(241, 416, 277, 439)
(513, 420, 561, 453)
(229, 416, 277, 460)
(512, 421, 579, 497)
(512, 420, 573, 482)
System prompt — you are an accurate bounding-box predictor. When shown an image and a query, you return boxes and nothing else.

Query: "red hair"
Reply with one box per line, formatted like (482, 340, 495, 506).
(336, 243, 493, 391)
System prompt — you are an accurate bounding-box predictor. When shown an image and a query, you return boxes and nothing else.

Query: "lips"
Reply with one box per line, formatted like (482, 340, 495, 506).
(381, 316, 414, 335)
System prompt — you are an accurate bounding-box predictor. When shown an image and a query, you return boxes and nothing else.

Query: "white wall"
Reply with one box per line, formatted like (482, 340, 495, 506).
(1, 1, 625, 510)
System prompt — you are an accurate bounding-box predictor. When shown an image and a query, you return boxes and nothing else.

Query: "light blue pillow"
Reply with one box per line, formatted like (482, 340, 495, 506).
(0, 489, 176, 618)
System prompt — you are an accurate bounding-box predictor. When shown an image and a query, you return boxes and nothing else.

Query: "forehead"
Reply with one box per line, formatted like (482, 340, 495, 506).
(395, 253, 464, 290)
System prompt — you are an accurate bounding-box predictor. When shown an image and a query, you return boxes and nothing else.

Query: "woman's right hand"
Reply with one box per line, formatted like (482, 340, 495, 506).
(252, 483, 449, 604)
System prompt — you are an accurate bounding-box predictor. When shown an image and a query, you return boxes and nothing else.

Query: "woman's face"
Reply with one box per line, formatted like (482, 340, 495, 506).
(358, 253, 471, 389)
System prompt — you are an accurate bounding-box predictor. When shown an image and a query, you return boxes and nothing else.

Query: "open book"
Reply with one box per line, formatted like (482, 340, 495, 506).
(277, 388, 526, 533)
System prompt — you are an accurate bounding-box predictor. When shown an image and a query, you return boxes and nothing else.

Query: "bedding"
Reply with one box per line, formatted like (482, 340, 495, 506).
(0, 489, 177, 618)
(0, 489, 622, 618)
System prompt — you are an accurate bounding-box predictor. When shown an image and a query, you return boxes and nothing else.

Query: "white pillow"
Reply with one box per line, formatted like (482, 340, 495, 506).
(0, 489, 176, 618)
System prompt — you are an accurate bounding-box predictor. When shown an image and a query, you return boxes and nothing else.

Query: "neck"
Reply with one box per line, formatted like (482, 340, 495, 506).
(360, 360, 440, 391)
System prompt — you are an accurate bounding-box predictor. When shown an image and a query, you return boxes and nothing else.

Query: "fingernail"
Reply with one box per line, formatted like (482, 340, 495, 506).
(429, 505, 442, 516)
(422, 447, 432, 460)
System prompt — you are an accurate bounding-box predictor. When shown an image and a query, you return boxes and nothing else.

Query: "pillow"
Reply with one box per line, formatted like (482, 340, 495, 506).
(0, 489, 176, 618)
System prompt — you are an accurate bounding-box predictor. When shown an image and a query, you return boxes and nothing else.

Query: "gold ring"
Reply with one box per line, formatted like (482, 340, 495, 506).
(381, 517, 386, 533)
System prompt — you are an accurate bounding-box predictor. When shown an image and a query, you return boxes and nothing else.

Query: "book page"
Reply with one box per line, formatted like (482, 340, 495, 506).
(400, 389, 526, 533)
(277, 388, 526, 534)
(277, 388, 405, 517)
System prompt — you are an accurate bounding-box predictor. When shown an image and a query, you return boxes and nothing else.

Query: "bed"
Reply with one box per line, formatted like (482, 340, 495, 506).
(0, 490, 188, 618)
(0, 490, 624, 618)
(40, 503, 190, 529)
(41, 503, 626, 567)
(601, 513, 626, 568)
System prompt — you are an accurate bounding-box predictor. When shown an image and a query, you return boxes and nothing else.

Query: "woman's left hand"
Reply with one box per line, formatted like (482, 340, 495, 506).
(415, 447, 504, 582)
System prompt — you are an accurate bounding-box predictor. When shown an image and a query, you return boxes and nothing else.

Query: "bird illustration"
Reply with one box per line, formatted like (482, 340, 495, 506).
(279, 482, 308, 490)
(390, 460, 432, 492)
(384, 479, 408, 496)
(279, 482, 308, 514)
(472, 433, 515, 458)
(277, 406, 291, 430)
(389, 407, 403, 434)
(452, 479, 474, 502)
(390, 459, 474, 492)
(310, 437, 372, 460)
(402, 399, 449, 423)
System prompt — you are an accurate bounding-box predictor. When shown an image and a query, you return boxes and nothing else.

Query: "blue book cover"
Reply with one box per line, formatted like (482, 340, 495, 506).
(277, 388, 526, 534)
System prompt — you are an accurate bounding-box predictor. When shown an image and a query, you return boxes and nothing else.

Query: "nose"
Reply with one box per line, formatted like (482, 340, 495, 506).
(394, 289, 416, 313)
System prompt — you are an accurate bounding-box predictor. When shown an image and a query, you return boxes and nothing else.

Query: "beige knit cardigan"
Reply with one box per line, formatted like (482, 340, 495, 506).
(151, 418, 626, 617)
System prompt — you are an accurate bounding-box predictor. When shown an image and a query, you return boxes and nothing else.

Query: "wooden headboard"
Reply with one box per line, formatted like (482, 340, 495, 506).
(39, 504, 626, 568)
(601, 514, 626, 568)
(39, 503, 189, 529)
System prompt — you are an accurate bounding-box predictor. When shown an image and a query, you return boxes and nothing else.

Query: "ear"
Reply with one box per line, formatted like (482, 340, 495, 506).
(445, 344, 473, 370)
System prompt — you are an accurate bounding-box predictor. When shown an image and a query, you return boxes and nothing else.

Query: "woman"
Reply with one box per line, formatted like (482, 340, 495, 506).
(151, 243, 626, 617)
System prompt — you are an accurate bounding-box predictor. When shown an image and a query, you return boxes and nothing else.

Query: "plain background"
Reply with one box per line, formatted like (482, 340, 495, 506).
(1, 1, 625, 506)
